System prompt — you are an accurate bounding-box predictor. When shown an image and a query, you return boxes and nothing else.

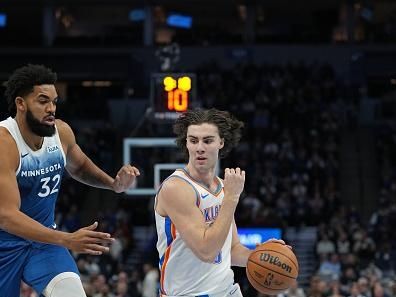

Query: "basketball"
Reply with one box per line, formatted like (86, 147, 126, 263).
(246, 241, 299, 295)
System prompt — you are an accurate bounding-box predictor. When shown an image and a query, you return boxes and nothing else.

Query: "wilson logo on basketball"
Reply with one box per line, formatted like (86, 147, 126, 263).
(260, 253, 292, 273)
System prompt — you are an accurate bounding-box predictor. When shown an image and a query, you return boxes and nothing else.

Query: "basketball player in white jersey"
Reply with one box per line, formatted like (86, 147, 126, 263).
(0, 64, 140, 297)
(155, 109, 286, 297)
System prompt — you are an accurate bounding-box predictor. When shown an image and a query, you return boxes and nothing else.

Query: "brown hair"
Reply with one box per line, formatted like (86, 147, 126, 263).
(173, 108, 244, 158)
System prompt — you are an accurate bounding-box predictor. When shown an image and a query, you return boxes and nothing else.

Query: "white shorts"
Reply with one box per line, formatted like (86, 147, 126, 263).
(161, 283, 243, 297)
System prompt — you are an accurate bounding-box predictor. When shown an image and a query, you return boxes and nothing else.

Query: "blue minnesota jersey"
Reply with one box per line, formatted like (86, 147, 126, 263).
(0, 117, 66, 241)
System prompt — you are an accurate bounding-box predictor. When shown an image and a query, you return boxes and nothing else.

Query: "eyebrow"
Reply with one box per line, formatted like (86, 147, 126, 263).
(187, 136, 215, 139)
(37, 95, 59, 101)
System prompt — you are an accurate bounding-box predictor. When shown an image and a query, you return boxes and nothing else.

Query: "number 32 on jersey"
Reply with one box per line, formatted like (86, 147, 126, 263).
(38, 174, 61, 198)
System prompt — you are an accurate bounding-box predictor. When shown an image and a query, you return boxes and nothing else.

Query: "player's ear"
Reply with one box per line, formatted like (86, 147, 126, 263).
(15, 97, 26, 112)
(219, 138, 224, 149)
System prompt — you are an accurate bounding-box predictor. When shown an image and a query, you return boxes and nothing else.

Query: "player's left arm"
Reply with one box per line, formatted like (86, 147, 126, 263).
(230, 220, 289, 267)
(57, 119, 139, 193)
(230, 220, 253, 267)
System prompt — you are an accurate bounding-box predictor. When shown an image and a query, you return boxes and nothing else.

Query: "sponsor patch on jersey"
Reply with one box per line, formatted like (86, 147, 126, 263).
(47, 145, 59, 153)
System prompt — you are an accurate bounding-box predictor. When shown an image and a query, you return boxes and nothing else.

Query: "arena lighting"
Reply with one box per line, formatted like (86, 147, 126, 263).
(128, 9, 145, 22)
(0, 13, 6, 28)
(167, 14, 192, 29)
(81, 81, 112, 87)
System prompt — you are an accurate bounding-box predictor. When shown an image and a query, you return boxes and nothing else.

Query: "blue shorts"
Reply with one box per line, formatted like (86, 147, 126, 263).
(0, 240, 79, 297)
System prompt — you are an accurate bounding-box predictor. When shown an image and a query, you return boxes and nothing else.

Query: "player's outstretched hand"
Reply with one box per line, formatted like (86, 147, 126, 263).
(64, 222, 115, 255)
(112, 164, 140, 193)
(223, 167, 245, 203)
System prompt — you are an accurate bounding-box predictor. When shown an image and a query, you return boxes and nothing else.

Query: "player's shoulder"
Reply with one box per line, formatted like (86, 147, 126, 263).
(0, 126, 17, 148)
(0, 127, 19, 165)
(161, 175, 188, 191)
(0, 126, 11, 137)
(55, 119, 71, 133)
(160, 175, 197, 200)
(55, 119, 75, 143)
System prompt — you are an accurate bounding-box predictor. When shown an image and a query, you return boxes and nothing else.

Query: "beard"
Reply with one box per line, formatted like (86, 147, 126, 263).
(26, 109, 56, 137)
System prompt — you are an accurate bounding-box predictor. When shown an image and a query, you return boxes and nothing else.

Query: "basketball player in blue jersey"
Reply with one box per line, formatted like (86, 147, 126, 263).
(0, 64, 140, 297)
(155, 109, 287, 297)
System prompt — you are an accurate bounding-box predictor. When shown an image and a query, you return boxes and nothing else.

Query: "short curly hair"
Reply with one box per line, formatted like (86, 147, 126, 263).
(4, 64, 57, 116)
(173, 108, 244, 159)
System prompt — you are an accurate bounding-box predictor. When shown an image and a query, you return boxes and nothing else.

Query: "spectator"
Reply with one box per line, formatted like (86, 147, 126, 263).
(316, 233, 336, 256)
(277, 280, 306, 297)
(353, 230, 376, 269)
(347, 282, 365, 297)
(141, 263, 159, 297)
(357, 277, 372, 297)
(336, 231, 351, 256)
(372, 282, 390, 297)
(93, 284, 115, 297)
(115, 281, 130, 297)
(328, 279, 347, 297)
(318, 254, 342, 280)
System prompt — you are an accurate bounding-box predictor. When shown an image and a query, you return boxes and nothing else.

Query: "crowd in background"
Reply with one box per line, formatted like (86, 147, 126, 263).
(18, 61, 396, 297)
(196, 61, 348, 229)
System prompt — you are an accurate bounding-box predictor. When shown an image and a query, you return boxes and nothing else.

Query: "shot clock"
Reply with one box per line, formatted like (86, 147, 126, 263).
(150, 73, 197, 120)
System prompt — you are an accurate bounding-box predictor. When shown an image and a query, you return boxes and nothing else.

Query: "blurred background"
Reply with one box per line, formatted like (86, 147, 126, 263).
(2, 0, 396, 296)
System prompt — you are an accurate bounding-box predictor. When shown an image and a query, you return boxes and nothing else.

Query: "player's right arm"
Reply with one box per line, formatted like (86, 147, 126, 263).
(157, 168, 245, 263)
(0, 129, 112, 255)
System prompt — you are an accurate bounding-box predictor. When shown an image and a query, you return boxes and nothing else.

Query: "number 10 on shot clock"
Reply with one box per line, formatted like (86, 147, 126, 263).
(150, 73, 197, 120)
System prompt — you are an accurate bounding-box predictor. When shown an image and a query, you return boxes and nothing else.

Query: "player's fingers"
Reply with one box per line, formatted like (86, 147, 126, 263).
(86, 243, 110, 253)
(126, 165, 138, 176)
(85, 230, 113, 240)
(124, 164, 134, 173)
(120, 165, 137, 177)
(85, 236, 114, 244)
(268, 238, 286, 245)
(85, 244, 110, 253)
(93, 238, 114, 245)
(82, 221, 98, 231)
(119, 167, 129, 176)
(83, 249, 103, 255)
(125, 177, 136, 185)
(81, 245, 110, 254)
(118, 174, 135, 186)
(117, 166, 128, 176)
(131, 166, 140, 176)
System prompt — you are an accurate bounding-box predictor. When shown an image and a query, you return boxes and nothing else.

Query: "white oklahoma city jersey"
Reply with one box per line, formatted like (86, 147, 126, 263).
(155, 169, 234, 297)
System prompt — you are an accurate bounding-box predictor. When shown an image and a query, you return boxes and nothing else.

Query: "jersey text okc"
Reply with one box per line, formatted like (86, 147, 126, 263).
(204, 204, 221, 222)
